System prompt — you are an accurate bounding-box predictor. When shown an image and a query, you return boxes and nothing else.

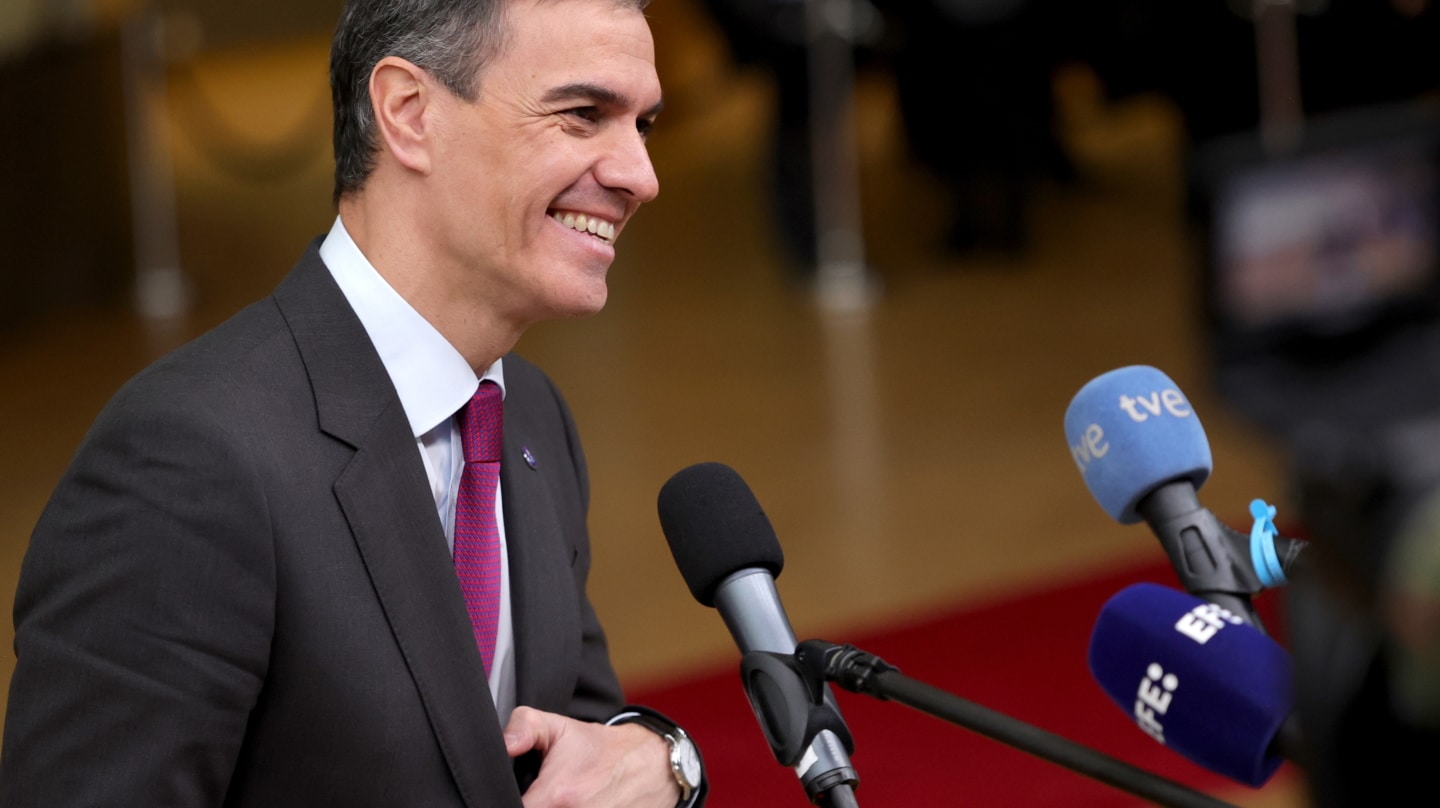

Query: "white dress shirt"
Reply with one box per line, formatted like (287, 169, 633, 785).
(319, 216, 517, 724)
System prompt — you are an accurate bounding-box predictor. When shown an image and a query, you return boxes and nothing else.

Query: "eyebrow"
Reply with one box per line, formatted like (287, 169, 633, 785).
(542, 82, 664, 118)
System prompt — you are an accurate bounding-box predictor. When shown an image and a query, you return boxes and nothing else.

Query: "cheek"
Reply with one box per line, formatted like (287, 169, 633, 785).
(529, 144, 597, 197)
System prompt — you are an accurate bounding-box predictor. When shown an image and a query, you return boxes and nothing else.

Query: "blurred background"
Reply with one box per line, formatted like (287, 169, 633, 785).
(3, 0, 1440, 804)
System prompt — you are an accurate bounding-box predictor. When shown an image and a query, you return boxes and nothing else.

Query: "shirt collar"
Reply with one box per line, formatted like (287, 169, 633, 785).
(318, 216, 504, 437)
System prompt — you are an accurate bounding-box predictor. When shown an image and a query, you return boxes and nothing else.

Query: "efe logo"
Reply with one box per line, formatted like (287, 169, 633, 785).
(1174, 602, 1243, 645)
(1134, 663, 1179, 743)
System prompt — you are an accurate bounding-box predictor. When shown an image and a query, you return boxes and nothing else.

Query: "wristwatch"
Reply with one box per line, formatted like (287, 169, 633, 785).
(606, 706, 704, 807)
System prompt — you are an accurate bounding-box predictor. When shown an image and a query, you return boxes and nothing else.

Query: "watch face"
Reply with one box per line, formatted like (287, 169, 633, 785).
(676, 739, 702, 787)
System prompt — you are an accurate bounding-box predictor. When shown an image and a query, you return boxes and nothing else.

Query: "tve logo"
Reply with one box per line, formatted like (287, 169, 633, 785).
(1117, 389, 1193, 423)
(1068, 387, 1194, 474)
(1069, 423, 1109, 472)
(1134, 663, 1179, 743)
(1174, 602, 1243, 645)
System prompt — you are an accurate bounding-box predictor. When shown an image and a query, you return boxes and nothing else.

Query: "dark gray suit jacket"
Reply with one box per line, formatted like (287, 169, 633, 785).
(0, 243, 625, 806)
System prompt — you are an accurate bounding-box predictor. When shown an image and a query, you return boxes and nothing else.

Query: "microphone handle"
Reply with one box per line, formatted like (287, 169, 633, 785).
(817, 783, 859, 808)
(714, 571, 860, 802)
(713, 569, 854, 719)
(801, 642, 1240, 808)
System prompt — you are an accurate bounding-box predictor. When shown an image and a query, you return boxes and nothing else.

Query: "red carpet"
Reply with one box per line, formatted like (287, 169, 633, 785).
(629, 558, 1299, 807)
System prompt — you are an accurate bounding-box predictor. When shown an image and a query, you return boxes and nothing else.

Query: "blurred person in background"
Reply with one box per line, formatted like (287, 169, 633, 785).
(885, 0, 1075, 257)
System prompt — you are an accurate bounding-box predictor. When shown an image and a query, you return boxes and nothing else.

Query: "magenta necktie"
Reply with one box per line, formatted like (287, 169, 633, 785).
(454, 380, 503, 677)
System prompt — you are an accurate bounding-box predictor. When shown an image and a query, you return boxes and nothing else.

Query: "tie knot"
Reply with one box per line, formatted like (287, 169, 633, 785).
(459, 381, 503, 463)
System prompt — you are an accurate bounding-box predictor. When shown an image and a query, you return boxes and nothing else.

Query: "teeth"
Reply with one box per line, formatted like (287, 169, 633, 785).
(551, 211, 616, 242)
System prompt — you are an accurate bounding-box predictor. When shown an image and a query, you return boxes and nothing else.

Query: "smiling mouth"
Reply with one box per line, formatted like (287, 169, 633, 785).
(550, 210, 616, 244)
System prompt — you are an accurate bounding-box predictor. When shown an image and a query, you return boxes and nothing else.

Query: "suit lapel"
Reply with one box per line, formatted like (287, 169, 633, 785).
(274, 246, 521, 808)
(501, 371, 582, 712)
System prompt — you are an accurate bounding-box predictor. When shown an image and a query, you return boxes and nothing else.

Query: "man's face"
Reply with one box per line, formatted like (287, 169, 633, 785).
(424, 0, 661, 326)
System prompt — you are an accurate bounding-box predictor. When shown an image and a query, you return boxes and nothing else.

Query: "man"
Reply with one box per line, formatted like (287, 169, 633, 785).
(0, 0, 705, 805)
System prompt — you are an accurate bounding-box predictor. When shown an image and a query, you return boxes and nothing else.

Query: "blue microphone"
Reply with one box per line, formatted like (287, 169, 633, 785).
(1063, 365, 1211, 525)
(1063, 366, 1305, 627)
(1089, 583, 1295, 788)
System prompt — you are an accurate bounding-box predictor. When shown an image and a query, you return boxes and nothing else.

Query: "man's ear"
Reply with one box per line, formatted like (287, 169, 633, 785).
(369, 56, 435, 175)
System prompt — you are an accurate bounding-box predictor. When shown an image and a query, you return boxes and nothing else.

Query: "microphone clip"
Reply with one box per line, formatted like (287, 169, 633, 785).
(796, 640, 896, 699)
(739, 649, 857, 770)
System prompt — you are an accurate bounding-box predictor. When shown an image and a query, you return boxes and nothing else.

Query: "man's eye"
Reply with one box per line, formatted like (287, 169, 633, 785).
(637, 118, 655, 139)
(566, 107, 600, 123)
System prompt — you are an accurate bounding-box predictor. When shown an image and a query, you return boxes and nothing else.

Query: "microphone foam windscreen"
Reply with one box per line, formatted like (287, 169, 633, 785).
(1063, 365, 1212, 524)
(658, 462, 785, 607)
(1088, 583, 1291, 787)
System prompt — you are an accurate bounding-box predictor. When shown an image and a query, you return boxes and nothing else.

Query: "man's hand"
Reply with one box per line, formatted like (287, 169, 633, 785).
(504, 706, 680, 808)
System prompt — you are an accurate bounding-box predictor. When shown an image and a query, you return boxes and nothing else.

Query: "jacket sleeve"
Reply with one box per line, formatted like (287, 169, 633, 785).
(0, 371, 275, 807)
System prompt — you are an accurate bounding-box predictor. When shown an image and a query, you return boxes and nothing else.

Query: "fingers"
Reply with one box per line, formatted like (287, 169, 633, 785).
(503, 708, 678, 808)
(503, 706, 562, 758)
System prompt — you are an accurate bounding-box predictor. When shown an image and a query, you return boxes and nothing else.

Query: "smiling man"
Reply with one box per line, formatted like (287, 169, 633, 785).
(0, 1, 704, 806)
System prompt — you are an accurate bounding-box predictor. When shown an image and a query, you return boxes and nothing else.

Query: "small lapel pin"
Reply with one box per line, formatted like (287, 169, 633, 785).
(522, 446, 538, 469)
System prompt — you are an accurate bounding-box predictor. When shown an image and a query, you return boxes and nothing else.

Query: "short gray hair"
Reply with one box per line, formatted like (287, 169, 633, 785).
(329, 0, 652, 205)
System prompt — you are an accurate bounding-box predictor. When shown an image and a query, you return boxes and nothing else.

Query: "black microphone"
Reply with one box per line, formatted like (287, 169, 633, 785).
(658, 462, 860, 806)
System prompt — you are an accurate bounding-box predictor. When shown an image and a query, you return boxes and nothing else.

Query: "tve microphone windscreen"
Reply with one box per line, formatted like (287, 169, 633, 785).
(1088, 583, 1291, 787)
(1064, 365, 1212, 524)
(658, 462, 785, 607)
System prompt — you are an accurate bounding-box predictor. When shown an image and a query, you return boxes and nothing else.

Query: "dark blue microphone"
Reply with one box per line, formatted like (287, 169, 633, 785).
(1063, 366, 1305, 627)
(1089, 583, 1295, 788)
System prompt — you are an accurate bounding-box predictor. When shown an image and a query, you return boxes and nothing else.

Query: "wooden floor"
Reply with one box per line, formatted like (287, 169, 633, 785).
(0, 4, 1303, 804)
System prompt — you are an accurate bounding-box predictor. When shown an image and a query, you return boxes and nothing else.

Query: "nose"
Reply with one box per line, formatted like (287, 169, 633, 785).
(597, 128, 660, 204)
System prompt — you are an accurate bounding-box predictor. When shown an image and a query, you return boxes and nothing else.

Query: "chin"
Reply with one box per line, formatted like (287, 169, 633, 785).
(545, 282, 609, 320)
(526, 252, 612, 320)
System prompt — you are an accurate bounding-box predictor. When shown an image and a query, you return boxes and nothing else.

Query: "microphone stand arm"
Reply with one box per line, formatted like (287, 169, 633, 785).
(793, 640, 1241, 808)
